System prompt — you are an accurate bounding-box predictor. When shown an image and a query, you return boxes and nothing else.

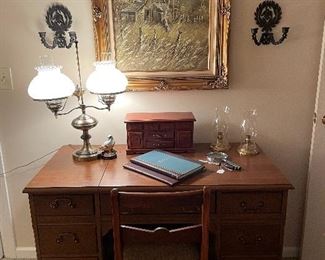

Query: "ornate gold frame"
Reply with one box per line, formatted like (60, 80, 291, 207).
(91, 0, 231, 91)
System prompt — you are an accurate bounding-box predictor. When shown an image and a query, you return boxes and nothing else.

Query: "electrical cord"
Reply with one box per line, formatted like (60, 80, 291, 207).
(1, 147, 61, 176)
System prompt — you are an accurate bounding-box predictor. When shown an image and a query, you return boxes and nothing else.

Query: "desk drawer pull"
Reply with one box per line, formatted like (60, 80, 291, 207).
(49, 198, 76, 209)
(240, 201, 264, 212)
(238, 235, 264, 246)
(56, 232, 80, 244)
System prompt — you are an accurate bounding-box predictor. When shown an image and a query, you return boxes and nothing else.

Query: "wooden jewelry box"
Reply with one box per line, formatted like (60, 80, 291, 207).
(124, 112, 196, 154)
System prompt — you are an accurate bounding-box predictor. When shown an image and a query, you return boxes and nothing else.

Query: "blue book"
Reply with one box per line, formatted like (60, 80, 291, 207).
(130, 150, 205, 180)
(123, 162, 179, 186)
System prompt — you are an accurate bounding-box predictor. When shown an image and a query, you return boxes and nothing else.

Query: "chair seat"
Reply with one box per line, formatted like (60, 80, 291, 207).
(123, 243, 200, 260)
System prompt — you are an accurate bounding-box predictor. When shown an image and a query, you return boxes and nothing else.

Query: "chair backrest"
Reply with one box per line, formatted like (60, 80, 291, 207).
(111, 187, 210, 260)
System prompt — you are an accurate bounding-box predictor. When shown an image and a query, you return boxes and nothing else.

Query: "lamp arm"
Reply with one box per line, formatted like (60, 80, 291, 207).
(56, 105, 82, 116)
(85, 105, 109, 111)
(251, 28, 261, 46)
(272, 27, 290, 45)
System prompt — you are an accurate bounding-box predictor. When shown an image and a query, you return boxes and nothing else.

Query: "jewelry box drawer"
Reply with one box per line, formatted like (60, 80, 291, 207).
(33, 195, 95, 216)
(219, 192, 283, 215)
(144, 131, 174, 139)
(38, 224, 98, 256)
(175, 122, 194, 130)
(144, 140, 174, 149)
(126, 123, 143, 131)
(144, 123, 174, 131)
(220, 223, 281, 256)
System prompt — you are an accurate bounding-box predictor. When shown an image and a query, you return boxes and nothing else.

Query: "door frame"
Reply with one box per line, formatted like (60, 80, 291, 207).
(0, 143, 17, 258)
(301, 19, 325, 259)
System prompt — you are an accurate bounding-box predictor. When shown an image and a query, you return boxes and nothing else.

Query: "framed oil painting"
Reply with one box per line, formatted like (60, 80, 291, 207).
(92, 0, 231, 91)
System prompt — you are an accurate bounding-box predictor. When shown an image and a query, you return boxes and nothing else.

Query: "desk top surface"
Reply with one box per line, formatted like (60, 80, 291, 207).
(24, 144, 293, 192)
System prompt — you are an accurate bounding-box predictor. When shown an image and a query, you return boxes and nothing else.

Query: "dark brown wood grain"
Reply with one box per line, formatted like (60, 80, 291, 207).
(99, 144, 293, 189)
(111, 188, 210, 260)
(23, 144, 293, 260)
(125, 112, 196, 154)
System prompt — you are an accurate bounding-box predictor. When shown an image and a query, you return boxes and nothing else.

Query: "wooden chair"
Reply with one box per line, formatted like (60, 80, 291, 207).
(111, 187, 210, 260)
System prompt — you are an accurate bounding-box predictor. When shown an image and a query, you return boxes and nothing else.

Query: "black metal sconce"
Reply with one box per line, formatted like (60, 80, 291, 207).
(39, 4, 77, 49)
(251, 0, 289, 46)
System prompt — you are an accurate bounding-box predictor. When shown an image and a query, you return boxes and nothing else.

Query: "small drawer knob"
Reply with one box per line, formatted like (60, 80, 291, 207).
(56, 232, 80, 244)
(49, 198, 76, 209)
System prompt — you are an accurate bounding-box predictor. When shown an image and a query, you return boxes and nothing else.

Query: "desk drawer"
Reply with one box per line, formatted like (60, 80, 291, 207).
(219, 192, 283, 215)
(42, 257, 98, 260)
(220, 223, 281, 256)
(100, 193, 112, 215)
(38, 224, 97, 256)
(221, 257, 278, 260)
(100, 191, 216, 215)
(33, 195, 95, 216)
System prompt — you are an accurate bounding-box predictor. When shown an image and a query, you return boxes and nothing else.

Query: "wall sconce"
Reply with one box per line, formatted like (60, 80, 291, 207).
(28, 4, 127, 161)
(251, 0, 289, 46)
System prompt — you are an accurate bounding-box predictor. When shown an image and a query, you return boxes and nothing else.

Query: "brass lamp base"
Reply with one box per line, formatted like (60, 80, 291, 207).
(210, 142, 230, 152)
(237, 142, 259, 156)
(210, 132, 230, 152)
(71, 108, 100, 161)
(72, 148, 100, 161)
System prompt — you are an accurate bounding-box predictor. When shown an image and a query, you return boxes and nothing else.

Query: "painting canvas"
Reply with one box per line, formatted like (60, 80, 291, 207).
(92, 0, 230, 90)
(111, 0, 210, 72)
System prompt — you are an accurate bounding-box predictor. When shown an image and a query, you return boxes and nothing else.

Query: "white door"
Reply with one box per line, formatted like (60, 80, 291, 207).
(0, 234, 3, 258)
(301, 20, 325, 260)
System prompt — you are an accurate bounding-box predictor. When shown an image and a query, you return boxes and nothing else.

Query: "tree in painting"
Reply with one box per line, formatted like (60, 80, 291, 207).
(112, 0, 209, 72)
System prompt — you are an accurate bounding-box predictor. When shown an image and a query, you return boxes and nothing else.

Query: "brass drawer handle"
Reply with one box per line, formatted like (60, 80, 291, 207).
(240, 201, 265, 212)
(256, 235, 263, 242)
(49, 198, 76, 209)
(238, 235, 248, 245)
(238, 235, 264, 246)
(56, 232, 80, 244)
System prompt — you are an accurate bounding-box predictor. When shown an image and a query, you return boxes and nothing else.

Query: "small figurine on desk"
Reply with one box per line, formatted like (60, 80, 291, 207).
(99, 135, 117, 160)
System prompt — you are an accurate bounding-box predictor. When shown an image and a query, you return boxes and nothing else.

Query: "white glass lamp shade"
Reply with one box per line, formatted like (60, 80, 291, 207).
(86, 61, 128, 95)
(28, 66, 75, 100)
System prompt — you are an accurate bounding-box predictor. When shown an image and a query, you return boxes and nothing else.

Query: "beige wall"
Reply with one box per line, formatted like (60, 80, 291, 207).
(0, 0, 324, 251)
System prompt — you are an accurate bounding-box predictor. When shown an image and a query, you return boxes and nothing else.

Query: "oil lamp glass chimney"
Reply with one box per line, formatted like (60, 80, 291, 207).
(237, 109, 259, 156)
(210, 106, 231, 152)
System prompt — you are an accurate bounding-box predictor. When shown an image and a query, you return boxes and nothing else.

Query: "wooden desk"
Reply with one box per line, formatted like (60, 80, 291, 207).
(24, 144, 293, 260)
